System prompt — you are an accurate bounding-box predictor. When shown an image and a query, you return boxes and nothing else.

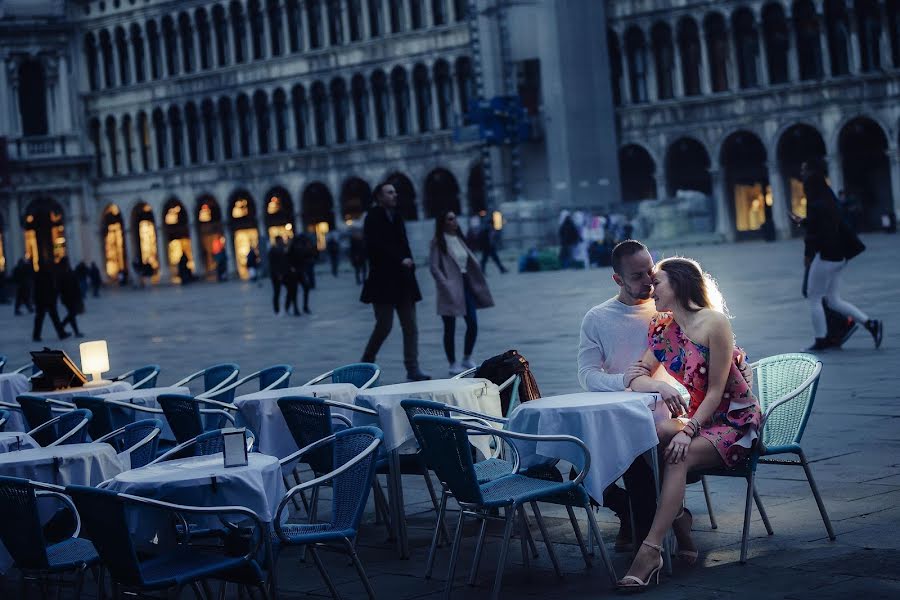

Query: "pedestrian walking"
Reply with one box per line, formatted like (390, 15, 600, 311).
(791, 157, 882, 351)
(13, 257, 34, 315)
(177, 254, 194, 285)
(57, 258, 85, 337)
(214, 237, 228, 282)
(478, 220, 508, 275)
(289, 233, 317, 314)
(360, 182, 430, 381)
(349, 227, 367, 285)
(429, 210, 494, 376)
(268, 237, 289, 315)
(283, 261, 301, 316)
(32, 261, 69, 342)
(246, 246, 261, 283)
(326, 230, 340, 277)
(75, 261, 89, 298)
(558, 210, 581, 269)
(88, 262, 102, 297)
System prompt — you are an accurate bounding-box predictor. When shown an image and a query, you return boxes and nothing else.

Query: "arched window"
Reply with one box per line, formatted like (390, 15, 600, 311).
(665, 137, 712, 196)
(236, 94, 252, 156)
(424, 168, 461, 217)
(762, 3, 790, 84)
(131, 203, 160, 275)
(732, 8, 760, 88)
(105, 116, 119, 175)
(348, 0, 362, 41)
(433, 0, 447, 26)
(178, 12, 194, 73)
(162, 197, 194, 280)
(228, 190, 259, 279)
(618, 144, 656, 202)
(453, 0, 467, 22)
(608, 29, 623, 105)
(301, 183, 336, 249)
(230, 1, 247, 63)
(825, 1, 851, 75)
(704, 13, 729, 91)
(308, 0, 323, 48)
(372, 70, 389, 137)
(410, 0, 424, 29)
(433, 59, 453, 128)
(185, 102, 200, 164)
(130, 24, 145, 82)
(339, 177, 371, 220)
(162, 16, 178, 76)
(268, 0, 283, 56)
(23, 198, 67, 270)
(311, 81, 329, 146)
(90, 118, 103, 175)
(100, 29, 115, 87)
(218, 97, 234, 159)
(856, 0, 883, 71)
(102, 205, 127, 278)
(651, 23, 675, 100)
(152, 108, 167, 168)
(454, 57, 474, 116)
(839, 117, 892, 230)
(777, 124, 826, 218)
(253, 90, 270, 154)
(249, 0, 264, 60)
(115, 27, 130, 85)
(84, 33, 100, 91)
(387, 172, 418, 220)
(201, 99, 217, 161)
(793, 0, 823, 79)
(273, 88, 288, 151)
(327, 0, 343, 45)
(389, 2, 403, 33)
(146, 21, 162, 79)
(137, 111, 151, 170)
(196, 8, 212, 70)
(286, 0, 301, 52)
(413, 64, 432, 132)
(368, 0, 382, 37)
(291, 85, 308, 148)
(625, 27, 648, 102)
(168, 106, 183, 166)
(391, 67, 411, 135)
(677, 18, 702, 95)
(351, 74, 369, 140)
(330, 78, 349, 143)
(17, 59, 49, 136)
(121, 114, 134, 172)
(720, 131, 770, 235)
(213, 5, 230, 66)
(264, 187, 295, 241)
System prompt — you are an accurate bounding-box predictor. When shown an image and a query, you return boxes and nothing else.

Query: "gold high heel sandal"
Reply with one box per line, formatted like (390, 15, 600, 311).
(674, 507, 699, 566)
(616, 541, 663, 593)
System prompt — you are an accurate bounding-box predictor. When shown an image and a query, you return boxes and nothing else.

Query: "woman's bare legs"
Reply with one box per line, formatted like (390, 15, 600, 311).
(619, 433, 722, 584)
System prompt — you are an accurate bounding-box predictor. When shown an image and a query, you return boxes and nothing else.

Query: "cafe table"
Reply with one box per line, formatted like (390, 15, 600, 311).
(100, 386, 191, 441)
(354, 377, 503, 558)
(2, 380, 136, 432)
(0, 372, 31, 432)
(0, 431, 39, 453)
(234, 383, 359, 459)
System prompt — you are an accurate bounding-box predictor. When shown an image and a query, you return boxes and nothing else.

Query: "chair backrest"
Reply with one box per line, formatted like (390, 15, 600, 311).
(259, 365, 292, 390)
(277, 396, 335, 474)
(203, 363, 240, 403)
(0, 477, 51, 569)
(0, 409, 8, 432)
(131, 365, 160, 389)
(410, 415, 484, 505)
(0, 355, 7, 373)
(400, 399, 450, 449)
(73, 395, 115, 441)
(330, 363, 379, 388)
(17, 394, 54, 436)
(118, 419, 163, 468)
(754, 353, 822, 449)
(52, 409, 93, 445)
(67, 485, 144, 584)
(158, 394, 204, 443)
(329, 427, 382, 532)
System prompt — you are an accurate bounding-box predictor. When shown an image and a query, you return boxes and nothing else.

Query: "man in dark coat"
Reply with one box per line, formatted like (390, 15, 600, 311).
(268, 236, 289, 315)
(360, 182, 430, 381)
(13, 257, 35, 315)
(32, 260, 69, 342)
(57, 257, 85, 337)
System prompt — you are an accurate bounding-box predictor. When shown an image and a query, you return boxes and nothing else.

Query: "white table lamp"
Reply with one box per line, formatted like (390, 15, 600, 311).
(80, 340, 110, 384)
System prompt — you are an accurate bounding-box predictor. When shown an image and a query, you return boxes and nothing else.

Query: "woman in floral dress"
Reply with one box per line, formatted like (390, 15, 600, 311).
(617, 257, 761, 591)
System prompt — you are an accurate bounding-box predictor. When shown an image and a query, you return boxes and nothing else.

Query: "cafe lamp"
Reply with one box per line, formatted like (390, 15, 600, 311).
(80, 340, 110, 384)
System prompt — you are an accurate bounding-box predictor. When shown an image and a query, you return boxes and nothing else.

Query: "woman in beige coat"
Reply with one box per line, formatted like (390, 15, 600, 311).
(429, 210, 495, 375)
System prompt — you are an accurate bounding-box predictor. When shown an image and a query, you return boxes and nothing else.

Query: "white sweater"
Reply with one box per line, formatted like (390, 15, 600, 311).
(577, 297, 677, 392)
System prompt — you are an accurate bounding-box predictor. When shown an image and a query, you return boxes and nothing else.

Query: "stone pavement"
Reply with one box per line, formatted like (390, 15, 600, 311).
(1, 234, 899, 598)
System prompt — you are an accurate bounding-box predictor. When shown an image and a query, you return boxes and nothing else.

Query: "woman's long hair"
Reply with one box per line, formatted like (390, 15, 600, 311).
(433, 210, 463, 254)
(657, 257, 729, 316)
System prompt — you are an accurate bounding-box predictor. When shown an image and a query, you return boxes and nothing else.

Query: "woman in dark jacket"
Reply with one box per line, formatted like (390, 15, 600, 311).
(792, 158, 881, 350)
(429, 210, 494, 376)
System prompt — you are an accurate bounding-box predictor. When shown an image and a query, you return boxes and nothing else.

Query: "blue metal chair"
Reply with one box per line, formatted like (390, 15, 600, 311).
(112, 364, 161, 389)
(304, 362, 380, 389)
(94, 419, 163, 469)
(149, 427, 256, 464)
(72, 395, 117, 441)
(198, 364, 293, 401)
(412, 414, 616, 599)
(275, 426, 383, 599)
(156, 392, 239, 445)
(696, 353, 835, 563)
(0, 409, 9, 432)
(66, 484, 269, 598)
(10, 362, 40, 376)
(172, 363, 240, 403)
(0, 477, 99, 599)
(0, 354, 7, 372)
(28, 409, 93, 447)
(15, 394, 74, 441)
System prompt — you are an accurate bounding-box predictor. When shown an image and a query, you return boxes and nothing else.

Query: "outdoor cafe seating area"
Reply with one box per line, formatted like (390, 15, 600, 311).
(0, 346, 835, 599)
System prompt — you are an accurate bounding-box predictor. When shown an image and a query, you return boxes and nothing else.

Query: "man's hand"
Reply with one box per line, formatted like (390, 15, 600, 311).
(624, 362, 650, 388)
(656, 382, 689, 417)
(401, 258, 414, 269)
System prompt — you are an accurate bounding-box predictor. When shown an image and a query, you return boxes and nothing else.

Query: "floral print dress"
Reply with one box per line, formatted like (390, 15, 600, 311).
(648, 313, 761, 467)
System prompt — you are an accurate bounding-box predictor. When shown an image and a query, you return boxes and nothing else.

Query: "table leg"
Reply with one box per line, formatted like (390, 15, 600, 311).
(647, 449, 673, 576)
(387, 448, 410, 559)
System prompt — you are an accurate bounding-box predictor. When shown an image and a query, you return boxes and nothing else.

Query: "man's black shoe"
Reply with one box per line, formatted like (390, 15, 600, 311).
(805, 338, 835, 352)
(864, 319, 883, 349)
(58, 332, 71, 341)
(406, 369, 431, 382)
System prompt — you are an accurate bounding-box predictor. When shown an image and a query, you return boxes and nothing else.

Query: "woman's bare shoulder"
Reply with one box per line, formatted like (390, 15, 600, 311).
(696, 309, 733, 343)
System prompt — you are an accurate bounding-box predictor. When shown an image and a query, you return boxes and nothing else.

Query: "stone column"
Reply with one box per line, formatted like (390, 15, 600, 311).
(827, 153, 844, 195)
(786, 9, 799, 82)
(367, 86, 380, 138)
(711, 166, 735, 241)
(341, 0, 352, 45)
(173, 25, 184, 76)
(404, 0, 413, 31)
(281, 1, 292, 54)
(848, 15, 862, 73)
(424, 0, 435, 27)
(888, 147, 900, 222)
(672, 35, 685, 97)
(878, 1, 893, 66)
(300, 0, 311, 50)
(155, 224, 172, 282)
(43, 56, 60, 134)
(0, 54, 12, 134)
(698, 29, 712, 94)
(111, 40, 123, 87)
(382, 0, 392, 34)
(656, 168, 668, 201)
(429, 73, 441, 132)
(767, 162, 792, 239)
(224, 221, 238, 278)
(644, 28, 658, 102)
(361, 0, 372, 38)
(228, 12, 239, 64)
(726, 24, 739, 90)
(817, 11, 831, 77)
(262, 5, 274, 58)
(758, 28, 771, 85)
(188, 214, 207, 278)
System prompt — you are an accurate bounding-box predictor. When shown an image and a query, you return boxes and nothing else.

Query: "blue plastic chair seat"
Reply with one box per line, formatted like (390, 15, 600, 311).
(44, 537, 99, 571)
(139, 547, 259, 590)
(473, 458, 514, 484)
(276, 522, 357, 546)
(478, 474, 578, 508)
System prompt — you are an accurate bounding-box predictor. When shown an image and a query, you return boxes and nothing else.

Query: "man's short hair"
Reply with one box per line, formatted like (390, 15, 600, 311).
(373, 182, 392, 202)
(611, 240, 649, 275)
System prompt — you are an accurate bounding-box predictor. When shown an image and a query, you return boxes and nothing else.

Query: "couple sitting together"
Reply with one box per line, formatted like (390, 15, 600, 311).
(577, 240, 760, 591)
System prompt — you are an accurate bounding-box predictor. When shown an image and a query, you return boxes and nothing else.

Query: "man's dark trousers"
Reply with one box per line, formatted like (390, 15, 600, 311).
(362, 301, 418, 373)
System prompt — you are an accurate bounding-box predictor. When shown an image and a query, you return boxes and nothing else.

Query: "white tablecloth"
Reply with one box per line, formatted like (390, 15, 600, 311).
(38, 380, 133, 401)
(354, 378, 503, 457)
(507, 392, 662, 504)
(0, 373, 31, 432)
(234, 383, 359, 459)
(103, 386, 190, 441)
(0, 431, 39, 453)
